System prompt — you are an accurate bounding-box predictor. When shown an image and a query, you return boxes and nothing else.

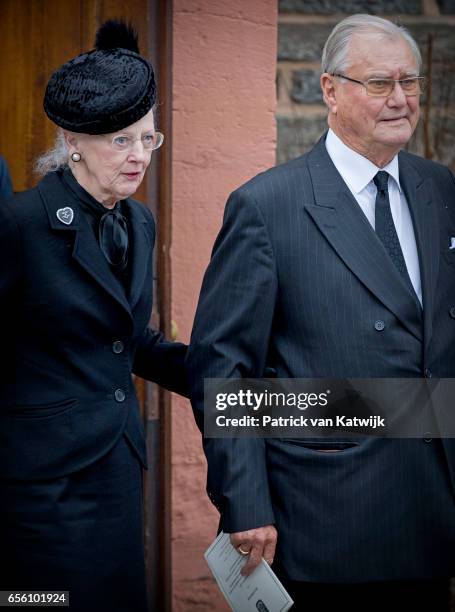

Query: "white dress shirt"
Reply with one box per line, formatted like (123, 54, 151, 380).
(325, 129, 422, 305)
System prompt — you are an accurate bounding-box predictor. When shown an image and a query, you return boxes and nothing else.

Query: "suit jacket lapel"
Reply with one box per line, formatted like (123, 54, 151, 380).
(305, 138, 423, 343)
(39, 172, 132, 317)
(399, 152, 439, 351)
(124, 200, 152, 310)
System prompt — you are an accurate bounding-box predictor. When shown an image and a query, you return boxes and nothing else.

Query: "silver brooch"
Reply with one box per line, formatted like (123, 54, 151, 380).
(56, 207, 74, 225)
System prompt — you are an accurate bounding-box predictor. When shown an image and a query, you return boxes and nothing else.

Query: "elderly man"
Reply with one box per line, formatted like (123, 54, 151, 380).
(187, 14, 455, 611)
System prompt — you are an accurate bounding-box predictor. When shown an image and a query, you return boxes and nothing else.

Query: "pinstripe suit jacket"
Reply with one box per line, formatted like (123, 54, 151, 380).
(187, 136, 455, 582)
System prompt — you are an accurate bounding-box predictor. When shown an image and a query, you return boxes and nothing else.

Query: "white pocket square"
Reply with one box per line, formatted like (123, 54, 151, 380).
(450, 237, 455, 250)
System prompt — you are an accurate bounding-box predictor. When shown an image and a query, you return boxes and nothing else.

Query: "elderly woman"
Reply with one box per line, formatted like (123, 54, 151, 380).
(0, 21, 186, 612)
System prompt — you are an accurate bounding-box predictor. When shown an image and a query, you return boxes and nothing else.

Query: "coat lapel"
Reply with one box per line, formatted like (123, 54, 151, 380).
(38, 172, 132, 317)
(399, 152, 439, 351)
(305, 138, 423, 343)
(124, 199, 152, 310)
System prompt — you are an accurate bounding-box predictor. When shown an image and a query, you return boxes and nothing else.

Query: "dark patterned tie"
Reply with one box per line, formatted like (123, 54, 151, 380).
(374, 171, 412, 287)
(98, 206, 129, 271)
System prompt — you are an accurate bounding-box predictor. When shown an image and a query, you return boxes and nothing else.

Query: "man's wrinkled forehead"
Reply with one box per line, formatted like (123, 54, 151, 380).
(344, 32, 419, 74)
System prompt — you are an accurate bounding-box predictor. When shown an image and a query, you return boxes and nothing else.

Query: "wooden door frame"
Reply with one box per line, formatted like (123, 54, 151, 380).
(143, 0, 174, 610)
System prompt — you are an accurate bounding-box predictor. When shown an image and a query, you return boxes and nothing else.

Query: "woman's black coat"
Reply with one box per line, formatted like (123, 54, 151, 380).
(0, 170, 187, 610)
(0, 170, 187, 480)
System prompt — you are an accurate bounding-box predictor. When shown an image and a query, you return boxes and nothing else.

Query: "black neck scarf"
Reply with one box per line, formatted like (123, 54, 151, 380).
(61, 167, 129, 272)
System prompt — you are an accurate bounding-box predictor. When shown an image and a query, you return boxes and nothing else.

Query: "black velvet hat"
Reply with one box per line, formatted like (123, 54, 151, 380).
(43, 20, 156, 134)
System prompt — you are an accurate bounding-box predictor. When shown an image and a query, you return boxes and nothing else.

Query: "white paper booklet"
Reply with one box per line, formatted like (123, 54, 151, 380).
(204, 531, 294, 612)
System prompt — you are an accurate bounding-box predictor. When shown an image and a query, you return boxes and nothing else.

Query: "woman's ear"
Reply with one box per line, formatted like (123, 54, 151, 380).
(62, 130, 81, 155)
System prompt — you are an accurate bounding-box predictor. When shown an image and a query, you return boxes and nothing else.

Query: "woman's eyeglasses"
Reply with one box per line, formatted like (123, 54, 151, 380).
(108, 131, 164, 152)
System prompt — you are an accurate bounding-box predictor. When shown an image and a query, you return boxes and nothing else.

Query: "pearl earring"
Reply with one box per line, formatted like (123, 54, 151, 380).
(71, 152, 81, 162)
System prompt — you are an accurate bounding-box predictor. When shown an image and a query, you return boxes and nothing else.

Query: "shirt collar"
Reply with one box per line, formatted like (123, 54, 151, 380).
(325, 129, 402, 194)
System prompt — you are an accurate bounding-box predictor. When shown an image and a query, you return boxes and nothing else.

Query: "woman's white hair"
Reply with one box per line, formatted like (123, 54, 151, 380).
(34, 129, 69, 176)
(322, 14, 422, 75)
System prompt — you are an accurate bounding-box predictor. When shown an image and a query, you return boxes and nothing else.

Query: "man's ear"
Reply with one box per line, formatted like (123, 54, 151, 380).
(320, 73, 338, 115)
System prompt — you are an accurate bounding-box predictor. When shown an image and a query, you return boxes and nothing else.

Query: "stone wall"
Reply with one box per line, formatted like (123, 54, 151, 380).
(277, 0, 455, 170)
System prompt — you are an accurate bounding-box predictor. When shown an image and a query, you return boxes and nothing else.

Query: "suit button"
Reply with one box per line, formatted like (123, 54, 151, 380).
(112, 340, 124, 354)
(424, 368, 432, 378)
(114, 388, 126, 402)
(450, 307, 455, 319)
(423, 432, 432, 443)
(374, 320, 385, 331)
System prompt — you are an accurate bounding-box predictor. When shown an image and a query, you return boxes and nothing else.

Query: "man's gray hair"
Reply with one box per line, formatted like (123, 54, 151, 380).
(34, 129, 69, 176)
(322, 14, 422, 75)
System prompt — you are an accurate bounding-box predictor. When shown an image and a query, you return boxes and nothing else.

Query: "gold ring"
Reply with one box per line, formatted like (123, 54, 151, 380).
(237, 546, 250, 556)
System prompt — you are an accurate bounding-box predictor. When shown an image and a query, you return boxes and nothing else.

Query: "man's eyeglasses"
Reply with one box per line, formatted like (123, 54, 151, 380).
(108, 131, 164, 152)
(332, 74, 426, 97)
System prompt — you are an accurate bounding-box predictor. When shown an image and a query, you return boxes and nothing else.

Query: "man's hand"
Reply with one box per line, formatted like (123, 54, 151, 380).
(230, 525, 277, 576)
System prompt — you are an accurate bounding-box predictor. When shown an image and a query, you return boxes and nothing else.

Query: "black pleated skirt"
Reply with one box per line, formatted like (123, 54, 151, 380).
(0, 435, 147, 612)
